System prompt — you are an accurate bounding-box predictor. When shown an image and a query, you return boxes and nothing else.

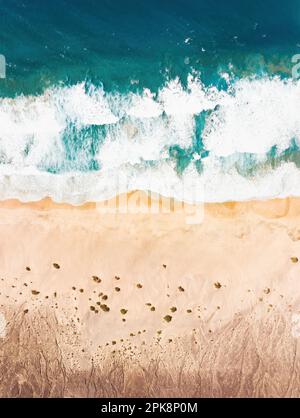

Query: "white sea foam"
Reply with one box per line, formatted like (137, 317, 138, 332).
(202, 77, 300, 156)
(127, 88, 162, 118)
(0, 160, 299, 204)
(158, 74, 219, 115)
(0, 74, 299, 203)
(60, 83, 119, 125)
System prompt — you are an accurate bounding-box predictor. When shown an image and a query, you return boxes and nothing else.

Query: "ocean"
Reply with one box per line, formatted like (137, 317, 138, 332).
(0, 0, 300, 203)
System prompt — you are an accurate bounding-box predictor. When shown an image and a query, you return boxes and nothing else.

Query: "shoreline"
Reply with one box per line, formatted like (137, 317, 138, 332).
(0, 191, 299, 219)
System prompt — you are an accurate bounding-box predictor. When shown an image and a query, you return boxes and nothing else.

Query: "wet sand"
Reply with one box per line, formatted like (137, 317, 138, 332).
(0, 192, 300, 397)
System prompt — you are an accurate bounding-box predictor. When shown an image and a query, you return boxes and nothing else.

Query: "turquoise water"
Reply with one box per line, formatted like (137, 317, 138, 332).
(0, 0, 300, 203)
(0, 0, 298, 92)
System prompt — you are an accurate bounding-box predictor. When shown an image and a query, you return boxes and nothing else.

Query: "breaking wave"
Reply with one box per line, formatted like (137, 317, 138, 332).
(0, 74, 300, 203)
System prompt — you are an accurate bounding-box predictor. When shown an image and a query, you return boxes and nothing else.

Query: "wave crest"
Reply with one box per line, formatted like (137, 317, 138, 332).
(0, 74, 299, 202)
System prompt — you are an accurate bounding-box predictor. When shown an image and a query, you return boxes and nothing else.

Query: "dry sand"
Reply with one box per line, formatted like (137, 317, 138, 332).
(0, 191, 300, 397)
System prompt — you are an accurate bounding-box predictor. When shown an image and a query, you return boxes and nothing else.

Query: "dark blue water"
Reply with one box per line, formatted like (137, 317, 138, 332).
(0, 0, 299, 95)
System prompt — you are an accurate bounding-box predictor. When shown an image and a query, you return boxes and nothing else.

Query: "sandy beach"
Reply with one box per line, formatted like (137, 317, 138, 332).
(0, 191, 300, 397)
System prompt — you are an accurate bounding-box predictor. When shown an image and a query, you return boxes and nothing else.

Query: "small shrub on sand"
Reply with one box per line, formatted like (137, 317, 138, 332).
(164, 315, 172, 323)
